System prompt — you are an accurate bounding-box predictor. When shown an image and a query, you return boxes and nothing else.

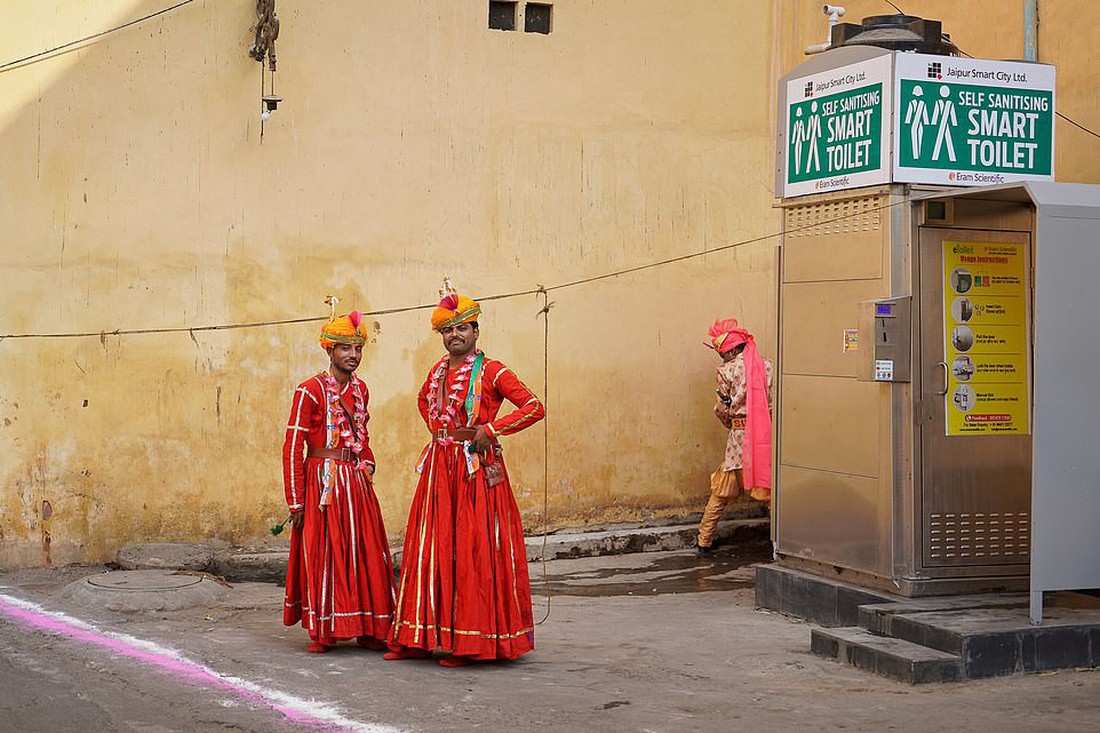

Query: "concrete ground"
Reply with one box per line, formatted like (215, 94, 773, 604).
(1, 540, 1098, 733)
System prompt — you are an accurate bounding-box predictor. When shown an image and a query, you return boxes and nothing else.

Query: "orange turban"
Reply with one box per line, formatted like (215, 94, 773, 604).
(319, 311, 367, 349)
(431, 292, 481, 331)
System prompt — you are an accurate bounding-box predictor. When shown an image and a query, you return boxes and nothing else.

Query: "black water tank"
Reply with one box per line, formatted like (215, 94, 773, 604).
(830, 14, 958, 56)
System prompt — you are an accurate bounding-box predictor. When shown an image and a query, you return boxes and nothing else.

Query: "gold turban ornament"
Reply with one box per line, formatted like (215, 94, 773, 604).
(319, 295, 368, 349)
(431, 277, 481, 331)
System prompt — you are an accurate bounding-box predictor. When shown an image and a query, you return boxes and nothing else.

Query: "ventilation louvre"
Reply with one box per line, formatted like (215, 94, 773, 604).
(786, 196, 883, 238)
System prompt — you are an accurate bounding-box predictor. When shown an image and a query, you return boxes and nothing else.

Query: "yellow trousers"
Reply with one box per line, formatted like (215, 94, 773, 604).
(697, 469, 742, 548)
(697, 470, 771, 547)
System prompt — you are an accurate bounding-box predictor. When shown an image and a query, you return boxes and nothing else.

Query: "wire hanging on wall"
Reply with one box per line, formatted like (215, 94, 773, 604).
(248, 0, 281, 139)
(0, 198, 918, 342)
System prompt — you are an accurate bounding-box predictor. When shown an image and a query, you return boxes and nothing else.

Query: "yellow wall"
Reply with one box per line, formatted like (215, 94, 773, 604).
(1, 1, 1097, 566)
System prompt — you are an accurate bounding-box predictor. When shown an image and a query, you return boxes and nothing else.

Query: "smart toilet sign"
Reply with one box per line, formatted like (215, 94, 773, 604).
(783, 54, 893, 197)
(779, 52, 1055, 197)
(893, 54, 1055, 185)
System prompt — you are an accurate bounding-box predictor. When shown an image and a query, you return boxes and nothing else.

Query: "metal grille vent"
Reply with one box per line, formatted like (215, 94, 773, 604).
(786, 196, 882, 237)
(927, 512, 1031, 560)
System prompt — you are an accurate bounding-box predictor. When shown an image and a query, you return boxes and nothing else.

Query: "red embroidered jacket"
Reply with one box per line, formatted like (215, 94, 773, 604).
(417, 358, 545, 438)
(282, 374, 375, 510)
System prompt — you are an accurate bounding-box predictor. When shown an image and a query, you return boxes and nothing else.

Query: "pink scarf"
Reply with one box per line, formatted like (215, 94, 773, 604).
(706, 319, 772, 490)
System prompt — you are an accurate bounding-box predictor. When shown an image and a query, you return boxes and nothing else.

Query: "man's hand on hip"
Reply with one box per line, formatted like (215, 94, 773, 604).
(470, 425, 493, 452)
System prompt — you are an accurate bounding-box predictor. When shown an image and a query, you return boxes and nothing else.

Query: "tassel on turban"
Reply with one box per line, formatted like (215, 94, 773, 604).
(431, 278, 481, 331)
(320, 311, 367, 349)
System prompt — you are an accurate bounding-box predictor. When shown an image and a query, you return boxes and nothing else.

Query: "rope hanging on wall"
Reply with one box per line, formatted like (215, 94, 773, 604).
(535, 287, 555, 624)
(248, 0, 279, 72)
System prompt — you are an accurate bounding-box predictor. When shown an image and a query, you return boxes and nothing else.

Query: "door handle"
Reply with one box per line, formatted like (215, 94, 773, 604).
(936, 361, 949, 396)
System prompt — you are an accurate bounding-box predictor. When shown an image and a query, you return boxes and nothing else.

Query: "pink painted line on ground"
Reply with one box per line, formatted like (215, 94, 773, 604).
(0, 590, 399, 733)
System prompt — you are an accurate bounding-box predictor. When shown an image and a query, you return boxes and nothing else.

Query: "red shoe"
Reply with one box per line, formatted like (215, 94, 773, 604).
(438, 655, 471, 668)
(306, 641, 330, 654)
(356, 637, 387, 651)
(383, 647, 431, 661)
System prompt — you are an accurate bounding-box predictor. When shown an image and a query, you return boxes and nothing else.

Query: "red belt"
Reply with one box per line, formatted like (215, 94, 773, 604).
(434, 428, 478, 442)
(307, 447, 356, 462)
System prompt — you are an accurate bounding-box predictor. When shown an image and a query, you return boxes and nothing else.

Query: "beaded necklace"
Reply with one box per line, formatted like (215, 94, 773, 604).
(320, 371, 370, 471)
(426, 350, 483, 438)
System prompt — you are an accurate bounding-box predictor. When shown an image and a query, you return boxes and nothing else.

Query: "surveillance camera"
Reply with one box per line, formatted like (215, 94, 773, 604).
(822, 5, 846, 16)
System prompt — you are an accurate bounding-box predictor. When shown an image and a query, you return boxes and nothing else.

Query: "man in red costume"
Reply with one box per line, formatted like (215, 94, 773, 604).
(386, 280, 545, 667)
(282, 308, 395, 653)
(696, 318, 774, 555)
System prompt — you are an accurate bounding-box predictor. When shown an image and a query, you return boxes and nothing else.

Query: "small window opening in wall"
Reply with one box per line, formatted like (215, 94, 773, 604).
(489, 1, 517, 31)
(525, 3, 552, 34)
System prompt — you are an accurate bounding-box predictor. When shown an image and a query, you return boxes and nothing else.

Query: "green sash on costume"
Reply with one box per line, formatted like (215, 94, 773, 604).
(464, 353, 485, 427)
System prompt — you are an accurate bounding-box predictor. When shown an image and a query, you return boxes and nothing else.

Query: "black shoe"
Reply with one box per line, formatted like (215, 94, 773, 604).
(696, 543, 714, 556)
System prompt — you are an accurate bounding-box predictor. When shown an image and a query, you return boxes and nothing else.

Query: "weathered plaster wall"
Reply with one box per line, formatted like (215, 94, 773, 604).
(1, 1, 1097, 566)
(0, 0, 777, 566)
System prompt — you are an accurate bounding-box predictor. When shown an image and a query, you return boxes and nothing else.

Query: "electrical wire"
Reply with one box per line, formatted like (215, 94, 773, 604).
(1057, 111, 1100, 140)
(0, 0, 198, 73)
(4, 0, 1099, 141)
(954, 45, 1100, 139)
(0, 5, 1092, 335)
(0, 198, 911, 341)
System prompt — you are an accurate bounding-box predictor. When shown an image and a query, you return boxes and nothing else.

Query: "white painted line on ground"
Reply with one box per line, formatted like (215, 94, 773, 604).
(0, 589, 403, 733)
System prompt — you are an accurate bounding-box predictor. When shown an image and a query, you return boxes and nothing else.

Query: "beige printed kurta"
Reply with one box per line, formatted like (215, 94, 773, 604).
(714, 352, 774, 472)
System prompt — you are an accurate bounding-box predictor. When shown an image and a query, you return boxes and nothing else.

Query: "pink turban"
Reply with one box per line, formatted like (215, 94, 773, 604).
(704, 318, 750, 354)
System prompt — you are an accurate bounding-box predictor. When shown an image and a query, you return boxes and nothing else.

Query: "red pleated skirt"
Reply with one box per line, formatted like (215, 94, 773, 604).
(389, 443, 534, 660)
(283, 458, 395, 646)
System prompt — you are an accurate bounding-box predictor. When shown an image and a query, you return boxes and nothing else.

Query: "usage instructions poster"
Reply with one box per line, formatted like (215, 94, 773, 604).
(942, 241, 1030, 435)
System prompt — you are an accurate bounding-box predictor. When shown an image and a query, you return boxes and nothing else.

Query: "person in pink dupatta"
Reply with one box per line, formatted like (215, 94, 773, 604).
(696, 318, 774, 555)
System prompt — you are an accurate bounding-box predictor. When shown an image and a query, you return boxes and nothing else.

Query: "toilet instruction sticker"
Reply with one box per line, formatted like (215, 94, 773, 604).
(943, 241, 1030, 435)
(895, 54, 1055, 185)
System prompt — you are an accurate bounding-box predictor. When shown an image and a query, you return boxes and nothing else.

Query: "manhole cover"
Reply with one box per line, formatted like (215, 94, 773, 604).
(87, 570, 204, 592)
(62, 569, 230, 612)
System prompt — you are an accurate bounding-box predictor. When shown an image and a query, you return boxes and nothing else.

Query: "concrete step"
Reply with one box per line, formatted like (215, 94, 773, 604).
(861, 606, 1100, 678)
(810, 626, 962, 684)
(760, 563, 1100, 682)
(204, 518, 769, 582)
(525, 518, 768, 561)
(755, 564, 899, 627)
(858, 593, 1029, 639)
